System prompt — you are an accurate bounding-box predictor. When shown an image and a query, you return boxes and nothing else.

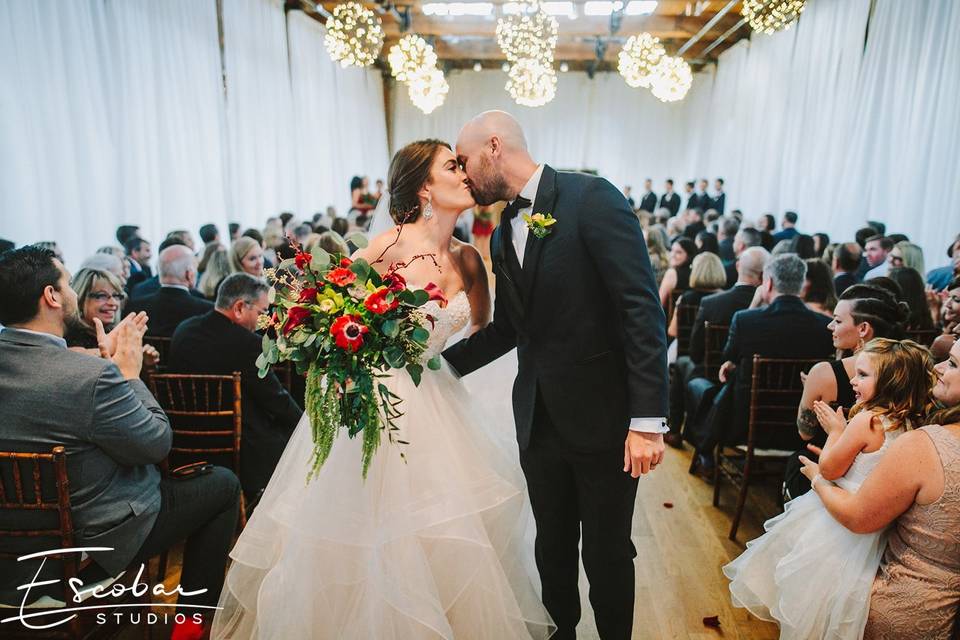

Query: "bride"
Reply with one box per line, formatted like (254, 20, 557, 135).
(211, 139, 554, 639)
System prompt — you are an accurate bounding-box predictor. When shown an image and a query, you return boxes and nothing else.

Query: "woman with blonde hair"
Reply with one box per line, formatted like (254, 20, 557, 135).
(667, 252, 725, 339)
(198, 246, 231, 300)
(645, 224, 670, 285)
(727, 338, 936, 639)
(889, 241, 925, 275)
(65, 268, 126, 349)
(230, 237, 264, 277)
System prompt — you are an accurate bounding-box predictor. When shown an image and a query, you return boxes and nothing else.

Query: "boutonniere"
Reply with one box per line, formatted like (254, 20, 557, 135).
(522, 212, 557, 239)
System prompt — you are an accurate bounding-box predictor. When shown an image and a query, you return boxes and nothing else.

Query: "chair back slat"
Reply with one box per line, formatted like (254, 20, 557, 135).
(675, 302, 700, 358)
(748, 356, 825, 451)
(149, 373, 243, 473)
(0, 446, 74, 548)
(143, 335, 172, 364)
(664, 287, 685, 322)
(703, 322, 729, 383)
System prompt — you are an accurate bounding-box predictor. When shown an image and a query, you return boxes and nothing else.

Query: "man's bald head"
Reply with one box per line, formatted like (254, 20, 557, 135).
(456, 110, 538, 206)
(458, 110, 529, 154)
(737, 246, 769, 284)
(158, 244, 197, 287)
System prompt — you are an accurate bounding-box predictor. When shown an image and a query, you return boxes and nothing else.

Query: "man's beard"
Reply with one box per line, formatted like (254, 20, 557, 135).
(64, 308, 86, 334)
(467, 159, 511, 206)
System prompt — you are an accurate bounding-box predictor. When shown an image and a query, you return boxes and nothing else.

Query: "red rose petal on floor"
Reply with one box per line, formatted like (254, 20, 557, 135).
(662, 502, 674, 509)
(702, 615, 720, 628)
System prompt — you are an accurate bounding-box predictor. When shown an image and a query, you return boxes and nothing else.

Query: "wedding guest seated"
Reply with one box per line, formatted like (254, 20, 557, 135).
(690, 254, 834, 466)
(127, 244, 212, 337)
(812, 232, 830, 259)
(197, 223, 222, 275)
(167, 274, 302, 500)
(695, 230, 719, 256)
(927, 233, 960, 291)
(799, 338, 960, 639)
(124, 236, 152, 293)
(645, 225, 670, 285)
(787, 283, 908, 499)
(96, 245, 132, 283)
(198, 246, 231, 300)
(864, 235, 894, 279)
(666, 252, 726, 447)
(34, 240, 64, 262)
(165, 229, 196, 252)
(888, 266, 935, 331)
(718, 217, 739, 262)
(659, 237, 697, 307)
(0, 246, 240, 640)
(130, 237, 208, 300)
(771, 211, 799, 242)
(890, 240, 925, 274)
(832, 242, 862, 296)
(682, 209, 706, 239)
(801, 258, 837, 318)
(80, 252, 128, 288)
(723, 227, 764, 288)
(230, 236, 265, 278)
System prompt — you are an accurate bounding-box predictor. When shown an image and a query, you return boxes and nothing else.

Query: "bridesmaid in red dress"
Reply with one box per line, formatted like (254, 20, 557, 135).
(471, 204, 495, 263)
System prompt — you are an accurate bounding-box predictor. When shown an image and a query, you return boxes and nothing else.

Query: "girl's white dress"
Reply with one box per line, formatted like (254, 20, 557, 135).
(723, 418, 901, 640)
(211, 291, 554, 639)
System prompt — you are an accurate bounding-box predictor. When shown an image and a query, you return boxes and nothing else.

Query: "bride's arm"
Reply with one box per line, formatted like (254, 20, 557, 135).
(459, 243, 492, 335)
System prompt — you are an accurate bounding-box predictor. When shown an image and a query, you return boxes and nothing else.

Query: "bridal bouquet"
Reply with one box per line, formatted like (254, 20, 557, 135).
(256, 238, 446, 479)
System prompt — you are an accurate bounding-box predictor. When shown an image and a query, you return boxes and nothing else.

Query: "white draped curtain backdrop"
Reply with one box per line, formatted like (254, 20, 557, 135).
(392, 0, 960, 265)
(2, 0, 958, 267)
(0, 0, 389, 268)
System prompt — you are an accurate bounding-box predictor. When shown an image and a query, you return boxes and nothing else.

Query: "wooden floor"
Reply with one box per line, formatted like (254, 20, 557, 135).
(132, 442, 781, 639)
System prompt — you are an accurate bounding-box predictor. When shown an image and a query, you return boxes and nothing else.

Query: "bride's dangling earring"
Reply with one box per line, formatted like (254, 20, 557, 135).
(423, 195, 434, 220)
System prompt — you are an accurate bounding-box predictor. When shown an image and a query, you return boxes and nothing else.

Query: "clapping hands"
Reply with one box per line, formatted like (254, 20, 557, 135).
(813, 400, 847, 435)
(95, 312, 148, 380)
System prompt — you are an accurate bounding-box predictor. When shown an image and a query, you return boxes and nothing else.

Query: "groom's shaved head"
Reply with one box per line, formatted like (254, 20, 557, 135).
(456, 110, 538, 206)
(458, 110, 529, 154)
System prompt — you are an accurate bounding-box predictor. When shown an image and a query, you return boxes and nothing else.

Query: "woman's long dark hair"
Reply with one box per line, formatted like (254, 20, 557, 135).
(386, 139, 451, 224)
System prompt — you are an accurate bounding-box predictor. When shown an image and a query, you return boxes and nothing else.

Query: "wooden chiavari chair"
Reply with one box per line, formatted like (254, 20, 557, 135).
(702, 322, 729, 384)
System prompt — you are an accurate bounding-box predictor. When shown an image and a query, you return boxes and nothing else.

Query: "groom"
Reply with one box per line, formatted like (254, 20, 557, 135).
(443, 111, 668, 640)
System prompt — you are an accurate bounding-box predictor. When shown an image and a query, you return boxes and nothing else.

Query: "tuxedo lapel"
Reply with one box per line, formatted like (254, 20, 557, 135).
(521, 165, 559, 307)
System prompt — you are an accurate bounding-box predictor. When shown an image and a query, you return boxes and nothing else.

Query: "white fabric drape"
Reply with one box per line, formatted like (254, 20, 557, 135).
(287, 12, 390, 219)
(0, 1, 389, 268)
(221, 0, 299, 227)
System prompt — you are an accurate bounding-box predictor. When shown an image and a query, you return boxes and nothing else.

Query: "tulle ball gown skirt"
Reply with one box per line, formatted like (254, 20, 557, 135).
(211, 363, 555, 639)
(723, 490, 886, 640)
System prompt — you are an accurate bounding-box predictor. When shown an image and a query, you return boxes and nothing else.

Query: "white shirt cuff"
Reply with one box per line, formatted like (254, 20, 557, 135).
(629, 417, 669, 434)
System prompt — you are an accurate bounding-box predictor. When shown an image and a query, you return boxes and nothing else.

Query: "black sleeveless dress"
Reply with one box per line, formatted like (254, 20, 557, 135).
(830, 358, 856, 410)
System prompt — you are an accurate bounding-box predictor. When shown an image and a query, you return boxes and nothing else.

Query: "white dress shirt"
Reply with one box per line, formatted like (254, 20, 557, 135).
(864, 260, 889, 280)
(506, 166, 668, 435)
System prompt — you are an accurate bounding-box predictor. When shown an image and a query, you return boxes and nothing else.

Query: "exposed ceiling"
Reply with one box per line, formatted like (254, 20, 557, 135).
(289, 0, 752, 73)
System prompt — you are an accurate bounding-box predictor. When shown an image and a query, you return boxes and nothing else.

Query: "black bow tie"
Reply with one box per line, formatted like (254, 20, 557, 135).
(502, 195, 532, 221)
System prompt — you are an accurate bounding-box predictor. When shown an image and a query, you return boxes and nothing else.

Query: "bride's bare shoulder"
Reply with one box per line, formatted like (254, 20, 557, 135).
(352, 228, 403, 271)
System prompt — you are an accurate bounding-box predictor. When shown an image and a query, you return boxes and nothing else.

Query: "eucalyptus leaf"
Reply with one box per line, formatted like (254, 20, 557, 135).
(310, 246, 331, 268)
(262, 332, 274, 353)
(411, 326, 430, 344)
(347, 232, 368, 249)
(349, 259, 370, 281)
(406, 363, 423, 386)
(258, 365, 270, 379)
(255, 352, 267, 369)
(427, 355, 442, 371)
(279, 258, 296, 271)
(304, 333, 317, 347)
(381, 319, 399, 338)
(412, 289, 429, 306)
(384, 347, 405, 369)
(267, 287, 277, 304)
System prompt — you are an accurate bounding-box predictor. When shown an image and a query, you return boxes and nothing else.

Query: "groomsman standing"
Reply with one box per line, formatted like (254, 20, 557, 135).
(660, 179, 681, 216)
(712, 178, 726, 214)
(639, 178, 658, 213)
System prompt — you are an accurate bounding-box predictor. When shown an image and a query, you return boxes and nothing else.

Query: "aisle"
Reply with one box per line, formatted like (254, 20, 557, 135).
(576, 445, 780, 640)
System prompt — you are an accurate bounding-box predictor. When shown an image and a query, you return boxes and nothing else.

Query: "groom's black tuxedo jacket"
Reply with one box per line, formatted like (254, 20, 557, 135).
(443, 165, 668, 452)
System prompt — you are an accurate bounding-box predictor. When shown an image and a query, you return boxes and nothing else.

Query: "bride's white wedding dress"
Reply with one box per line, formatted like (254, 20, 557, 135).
(211, 291, 554, 639)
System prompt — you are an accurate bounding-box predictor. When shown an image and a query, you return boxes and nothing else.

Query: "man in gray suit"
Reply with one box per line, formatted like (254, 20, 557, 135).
(0, 246, 240, 636)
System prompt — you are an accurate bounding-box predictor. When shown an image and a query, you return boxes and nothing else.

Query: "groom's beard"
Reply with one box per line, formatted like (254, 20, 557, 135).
(468, 173, 511, 207)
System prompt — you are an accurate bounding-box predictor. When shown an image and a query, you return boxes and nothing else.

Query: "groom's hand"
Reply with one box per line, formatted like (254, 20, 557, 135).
(624, 431, 665, 478)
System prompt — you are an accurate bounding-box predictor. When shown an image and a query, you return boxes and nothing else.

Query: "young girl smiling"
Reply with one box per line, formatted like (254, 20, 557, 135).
(724, 338, 935, 639)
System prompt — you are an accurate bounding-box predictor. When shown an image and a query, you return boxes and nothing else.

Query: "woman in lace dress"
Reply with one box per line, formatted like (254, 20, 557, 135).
(801, 338, 960, 639)
(212, 140, 553, 639)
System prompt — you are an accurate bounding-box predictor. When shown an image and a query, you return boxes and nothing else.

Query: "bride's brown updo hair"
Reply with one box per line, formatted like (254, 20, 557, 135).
(387, 139, 451, 224)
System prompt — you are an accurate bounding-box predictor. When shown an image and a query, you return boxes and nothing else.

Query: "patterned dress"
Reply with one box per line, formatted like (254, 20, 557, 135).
(865, 424, 960, 639)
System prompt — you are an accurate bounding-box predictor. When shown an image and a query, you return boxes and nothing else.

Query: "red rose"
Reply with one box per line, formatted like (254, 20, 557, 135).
(330, 314, 368, 352)
(364, 288, 399, 315)
(339, 257, 353, 268)
(298, 287, 318, 303)
(326, 267, 357, 287)
(295, 251, 312, 270)
(283, 306, 312, 335)
(423, 282, 448, 309)
(382, 272, 406, 293)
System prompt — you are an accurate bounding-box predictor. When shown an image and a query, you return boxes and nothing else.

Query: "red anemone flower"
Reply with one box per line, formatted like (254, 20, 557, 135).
(330, 314, 369, 352)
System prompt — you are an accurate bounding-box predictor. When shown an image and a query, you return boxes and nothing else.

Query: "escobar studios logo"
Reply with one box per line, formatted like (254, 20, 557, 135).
(1, 547, 218, 631)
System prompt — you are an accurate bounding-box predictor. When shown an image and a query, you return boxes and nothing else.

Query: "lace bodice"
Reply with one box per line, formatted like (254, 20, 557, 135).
(420, 290, 471, 363)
